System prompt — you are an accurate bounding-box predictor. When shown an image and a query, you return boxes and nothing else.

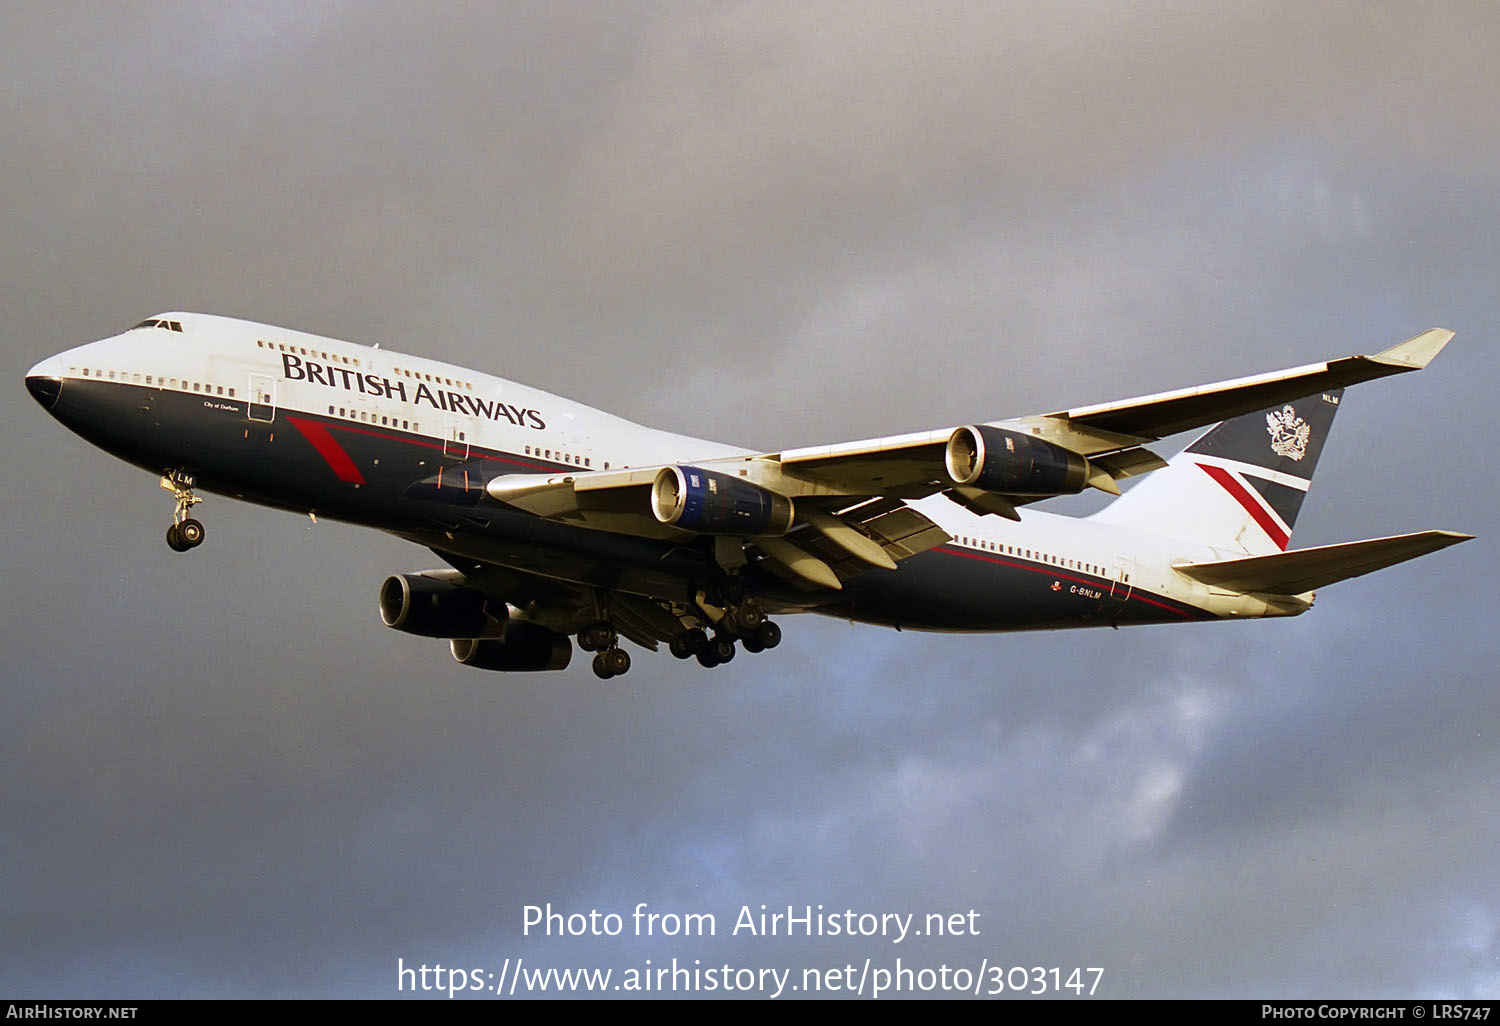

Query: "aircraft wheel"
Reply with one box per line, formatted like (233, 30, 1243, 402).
(733, 605, 764, 632)
(605, 648, 631, 676)
(754, 621, 781, 650)
(178, 518, 205, 548)
(166, 524, 188, 552)
(741, 636, 765, 654)
(696, 647, 721, 669)
(592, 652, 615, 679)
(582, 622, 616, 651)
(710, 635, 736, 664)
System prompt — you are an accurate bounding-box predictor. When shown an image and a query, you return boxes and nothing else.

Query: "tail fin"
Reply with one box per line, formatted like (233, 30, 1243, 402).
(1091, 389, 1346, 555)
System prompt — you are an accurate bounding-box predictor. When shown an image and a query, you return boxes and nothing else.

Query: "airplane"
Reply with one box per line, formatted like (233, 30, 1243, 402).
(25, 314, 1471, 679)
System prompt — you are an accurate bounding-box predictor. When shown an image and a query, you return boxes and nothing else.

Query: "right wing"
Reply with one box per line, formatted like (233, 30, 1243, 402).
(483, 329, 1454, 589)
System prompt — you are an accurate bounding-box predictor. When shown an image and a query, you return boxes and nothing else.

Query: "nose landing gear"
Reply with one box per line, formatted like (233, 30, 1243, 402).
(160, 471, 205, 552)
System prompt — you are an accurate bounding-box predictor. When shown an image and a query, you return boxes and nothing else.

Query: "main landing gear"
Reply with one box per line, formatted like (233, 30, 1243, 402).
(667, 584, 783, 670)
(160, 470, 205, 552)
(577, 575, 785, 679)
(674, 619, 782, 668)
(579, 620, 631, 679)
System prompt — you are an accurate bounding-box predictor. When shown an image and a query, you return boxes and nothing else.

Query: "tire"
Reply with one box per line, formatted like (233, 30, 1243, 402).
(605, 648, 631, 676)
(754, 621, 782, 649)
(166, 524, 187, 552)
(591, 652, 614, 679)
(734, 605, 764, 631)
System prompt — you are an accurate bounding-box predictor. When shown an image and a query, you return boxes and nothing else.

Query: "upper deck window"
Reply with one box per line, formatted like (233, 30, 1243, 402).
(131, 319, 183, 333)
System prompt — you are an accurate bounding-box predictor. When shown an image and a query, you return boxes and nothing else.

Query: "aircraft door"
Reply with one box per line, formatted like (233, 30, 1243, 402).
(443, 414, 470, 460)
(1109, 557, 1134, 601)
(248, 374, 276, 423)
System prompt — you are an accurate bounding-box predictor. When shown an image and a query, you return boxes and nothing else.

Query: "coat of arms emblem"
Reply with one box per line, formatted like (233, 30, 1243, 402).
(1266, 405, 1310, 461)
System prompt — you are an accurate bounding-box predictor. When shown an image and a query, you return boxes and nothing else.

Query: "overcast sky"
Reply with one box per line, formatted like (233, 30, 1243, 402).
(3, 2, 1497, 999)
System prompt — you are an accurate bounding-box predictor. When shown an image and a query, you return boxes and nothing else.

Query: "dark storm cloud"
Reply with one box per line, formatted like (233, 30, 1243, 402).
(3, 1, 1497, 999)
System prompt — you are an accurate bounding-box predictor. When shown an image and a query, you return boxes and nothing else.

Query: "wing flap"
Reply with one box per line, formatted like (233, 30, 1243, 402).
(1173, 530, 1472, 594)
(822, 497, 951, 563)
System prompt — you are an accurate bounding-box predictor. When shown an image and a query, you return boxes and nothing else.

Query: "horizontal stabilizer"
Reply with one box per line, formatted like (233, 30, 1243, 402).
(1173, 530, 1472, 595)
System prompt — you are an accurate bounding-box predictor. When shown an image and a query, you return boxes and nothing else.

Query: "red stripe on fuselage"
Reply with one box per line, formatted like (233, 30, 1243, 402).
(939, 547, 1202, 619)
(1197, 463, 1289, 550)
(287, 409, 564, 474)
(286, 416, 366, 484)
(322, 420, 555, 471)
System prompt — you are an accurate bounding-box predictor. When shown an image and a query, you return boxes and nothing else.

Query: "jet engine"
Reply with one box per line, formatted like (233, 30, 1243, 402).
(651, 466, 794, 536)
(379, 574, 508, 638)
(450, 623, 573, 672)
(944, 425, 1089, 496)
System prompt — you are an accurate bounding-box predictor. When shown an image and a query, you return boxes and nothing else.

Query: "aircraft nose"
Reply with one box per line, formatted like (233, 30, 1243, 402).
(26, 358, 62, 410)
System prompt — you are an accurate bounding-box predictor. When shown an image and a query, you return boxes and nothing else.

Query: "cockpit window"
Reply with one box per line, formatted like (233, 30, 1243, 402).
(131, 319, 184, 332)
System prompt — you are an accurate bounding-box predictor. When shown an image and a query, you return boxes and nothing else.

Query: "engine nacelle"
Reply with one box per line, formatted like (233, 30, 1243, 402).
(945, 425, 1089, 496)
(450, 623, 573, 672)
(651, 466, 794, 536)
(379, 574, 508, 639)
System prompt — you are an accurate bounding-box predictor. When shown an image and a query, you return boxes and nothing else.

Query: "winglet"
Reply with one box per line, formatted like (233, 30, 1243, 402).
(1371, 328, 1454, 370)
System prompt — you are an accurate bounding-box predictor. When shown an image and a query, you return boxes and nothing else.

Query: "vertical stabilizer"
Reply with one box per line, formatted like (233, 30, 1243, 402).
(1090, 389, 1345, 555)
